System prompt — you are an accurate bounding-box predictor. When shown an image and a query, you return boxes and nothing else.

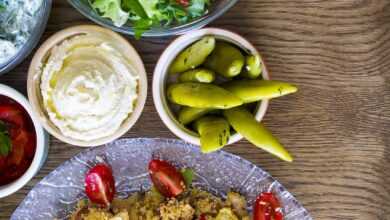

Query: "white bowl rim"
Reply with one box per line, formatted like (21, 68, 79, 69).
(0, 84, 46, 198)
(27, 25, 148, 147)
(153, 28, 270, 146)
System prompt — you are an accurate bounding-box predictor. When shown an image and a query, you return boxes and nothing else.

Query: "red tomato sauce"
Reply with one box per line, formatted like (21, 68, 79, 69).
(0, 95, 36, 186)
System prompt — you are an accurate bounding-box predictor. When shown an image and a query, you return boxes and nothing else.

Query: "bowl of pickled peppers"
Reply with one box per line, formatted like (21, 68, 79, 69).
(153, 28, 298, 162)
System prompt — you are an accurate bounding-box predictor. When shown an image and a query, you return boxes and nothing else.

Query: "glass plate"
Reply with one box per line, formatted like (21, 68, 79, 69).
(11, 138, 312, 220)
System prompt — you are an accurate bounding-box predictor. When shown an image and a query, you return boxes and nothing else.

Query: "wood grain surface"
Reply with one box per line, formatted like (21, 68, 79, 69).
(1, 0, 390, 219)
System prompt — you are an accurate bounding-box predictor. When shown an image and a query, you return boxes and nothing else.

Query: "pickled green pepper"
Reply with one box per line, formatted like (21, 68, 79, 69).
(204, 42, 245, 78)
(194, 116, 230, 153)
(169, 36, 216, 74)
(224, 80, 298, 103)
(179, 68, 216, 83)
(167, 83, 243, 109)
(242, 55, 262, 79)
(178, 107, 213, 125)
(223, 107, 293, 162)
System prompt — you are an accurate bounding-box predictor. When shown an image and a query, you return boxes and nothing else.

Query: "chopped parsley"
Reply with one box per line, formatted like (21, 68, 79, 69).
(0, 121, 11, 156)
(0, 2, 5, 12)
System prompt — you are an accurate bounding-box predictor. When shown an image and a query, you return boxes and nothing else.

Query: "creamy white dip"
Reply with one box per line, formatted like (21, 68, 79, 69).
(40, 33, 139, 141)
(0, 0, 43, 65)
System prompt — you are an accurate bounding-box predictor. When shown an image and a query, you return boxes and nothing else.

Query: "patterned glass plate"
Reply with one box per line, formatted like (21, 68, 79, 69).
(12, 138, 312, 220)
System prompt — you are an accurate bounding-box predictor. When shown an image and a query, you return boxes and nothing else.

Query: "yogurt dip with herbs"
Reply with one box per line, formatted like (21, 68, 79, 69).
(0, 0, 43, 65)
(39, 30, 139, 141)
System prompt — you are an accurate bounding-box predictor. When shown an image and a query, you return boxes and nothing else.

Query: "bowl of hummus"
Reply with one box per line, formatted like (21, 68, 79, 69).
(27, 25, 147, 147)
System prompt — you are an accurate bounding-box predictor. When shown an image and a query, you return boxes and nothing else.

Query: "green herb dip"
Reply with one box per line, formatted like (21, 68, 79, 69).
(0, 0, 43, 65)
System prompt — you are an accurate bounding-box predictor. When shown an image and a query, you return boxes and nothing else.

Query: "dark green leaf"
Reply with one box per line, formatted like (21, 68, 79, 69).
(133, 18, 154, 39)
(0, 121, 7, 133)
(157, 1, 189, 25)
(122, 0, 148, 18)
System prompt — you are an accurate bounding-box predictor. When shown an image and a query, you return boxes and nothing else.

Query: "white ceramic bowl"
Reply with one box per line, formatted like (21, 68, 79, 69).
(153, 28, 270, 146)
(27, 25, 148, 147)
(0, 84, 47, 198)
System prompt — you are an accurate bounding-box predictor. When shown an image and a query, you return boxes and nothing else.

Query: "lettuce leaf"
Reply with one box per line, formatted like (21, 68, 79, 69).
(157, 1, 188, 25)
(91, 0, 129, 27)
(138, 0, 164, 20)
(187, 0, 210, 18)
(122, 0, 147, 19)
(133, 18, 154, 39)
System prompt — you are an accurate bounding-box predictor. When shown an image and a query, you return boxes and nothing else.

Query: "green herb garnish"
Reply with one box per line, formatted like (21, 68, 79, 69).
(0, 121, 11, 156)
(181, 168, 194, 187)
(0, 2, 6, 12)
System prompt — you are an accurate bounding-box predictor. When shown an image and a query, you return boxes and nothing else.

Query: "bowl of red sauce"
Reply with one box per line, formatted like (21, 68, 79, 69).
(0, 84, 47, 198)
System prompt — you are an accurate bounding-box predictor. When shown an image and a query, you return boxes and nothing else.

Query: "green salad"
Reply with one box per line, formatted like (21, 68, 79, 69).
(88, 0, 211, 38)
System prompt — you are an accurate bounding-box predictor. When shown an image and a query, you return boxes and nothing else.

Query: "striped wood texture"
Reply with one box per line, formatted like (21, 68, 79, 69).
(1, 1, 390, 219)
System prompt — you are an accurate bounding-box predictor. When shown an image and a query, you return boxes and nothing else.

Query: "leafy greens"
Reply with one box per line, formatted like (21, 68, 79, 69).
(91, 0, 129, 27)
(88, 0, 211, 38)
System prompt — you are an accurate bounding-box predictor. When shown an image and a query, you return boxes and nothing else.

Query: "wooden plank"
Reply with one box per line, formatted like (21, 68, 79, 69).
(1, 1, 390, 219)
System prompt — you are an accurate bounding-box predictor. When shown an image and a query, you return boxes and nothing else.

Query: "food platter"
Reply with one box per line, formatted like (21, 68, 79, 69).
(11, 138, 311, 220)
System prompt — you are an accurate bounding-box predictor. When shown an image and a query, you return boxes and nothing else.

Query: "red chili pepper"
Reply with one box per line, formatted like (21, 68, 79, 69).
(253, 192, 283, 220)
(148, 159, 185, 198)
(176, 0, 190, 7)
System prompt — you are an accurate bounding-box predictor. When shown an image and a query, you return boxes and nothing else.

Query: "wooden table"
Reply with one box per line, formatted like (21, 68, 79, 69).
(1, 1, 390, 219)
